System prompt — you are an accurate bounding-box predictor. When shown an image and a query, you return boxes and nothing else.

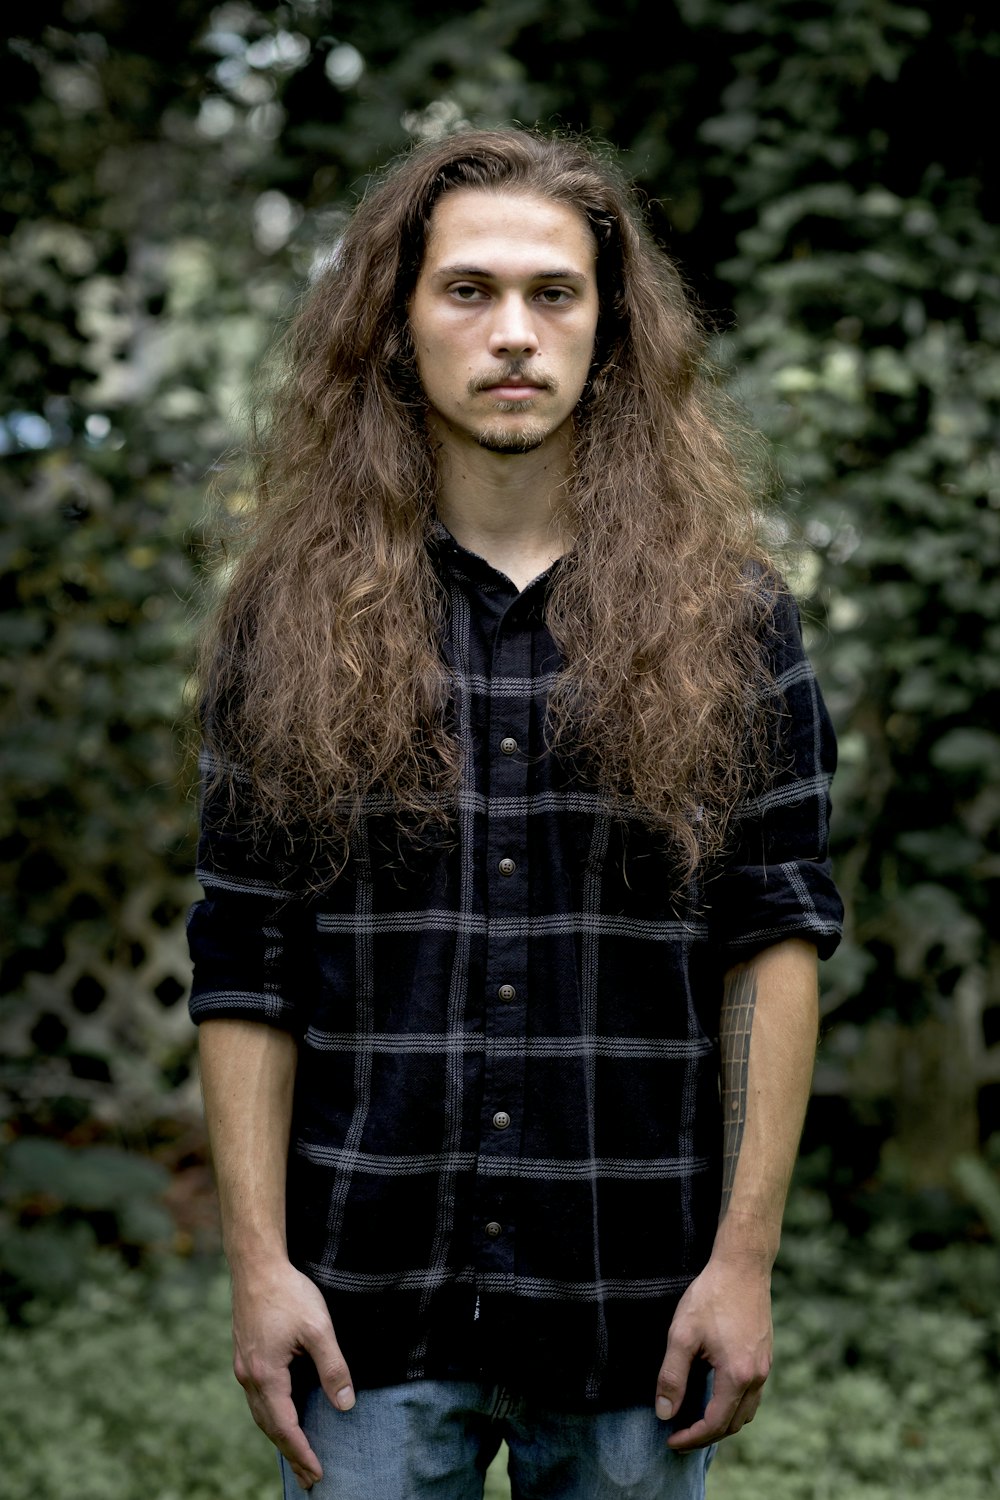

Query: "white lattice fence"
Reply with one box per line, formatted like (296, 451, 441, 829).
(2, 873, 201, 1127)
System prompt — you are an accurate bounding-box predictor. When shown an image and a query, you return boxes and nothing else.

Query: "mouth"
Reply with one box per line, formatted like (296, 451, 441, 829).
(484, 383, 544, 401)
(470, 368, 553, 401)
(477, 374, 551, 400)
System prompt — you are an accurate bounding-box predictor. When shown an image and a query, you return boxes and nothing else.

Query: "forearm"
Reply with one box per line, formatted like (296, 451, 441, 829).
(656, 938, 818, 1445)
(713, 937, 819, 1266)
(199, 1018, 354, 1483)
(198, 1018, 298, 1272)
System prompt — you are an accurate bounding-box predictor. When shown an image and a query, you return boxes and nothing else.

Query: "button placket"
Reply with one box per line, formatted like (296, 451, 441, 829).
(483, 595, 530, 1045)
(476, 590, 532, 1273)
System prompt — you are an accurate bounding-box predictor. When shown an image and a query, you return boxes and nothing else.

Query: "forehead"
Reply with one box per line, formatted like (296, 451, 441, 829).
(419, 189, 597, 276)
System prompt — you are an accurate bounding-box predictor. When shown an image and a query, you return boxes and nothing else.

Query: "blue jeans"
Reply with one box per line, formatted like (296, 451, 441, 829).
(280, 1379, 716, 1499)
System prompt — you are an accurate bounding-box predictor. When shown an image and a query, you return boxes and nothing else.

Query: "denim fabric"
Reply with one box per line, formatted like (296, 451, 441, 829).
(279, 1379, 716, 1500)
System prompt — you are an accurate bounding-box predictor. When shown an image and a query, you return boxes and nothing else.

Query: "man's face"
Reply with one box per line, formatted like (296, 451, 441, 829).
(408, 189, 600, 456)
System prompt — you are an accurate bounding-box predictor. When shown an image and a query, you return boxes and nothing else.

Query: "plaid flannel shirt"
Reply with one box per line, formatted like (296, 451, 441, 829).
(188, 528, 843, 1409)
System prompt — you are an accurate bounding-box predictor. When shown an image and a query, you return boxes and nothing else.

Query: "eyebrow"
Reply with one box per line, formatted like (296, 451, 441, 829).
(434, 264, 590, 284)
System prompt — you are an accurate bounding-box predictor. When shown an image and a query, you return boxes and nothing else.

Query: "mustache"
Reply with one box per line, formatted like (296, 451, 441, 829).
(467, 363, 558, 395)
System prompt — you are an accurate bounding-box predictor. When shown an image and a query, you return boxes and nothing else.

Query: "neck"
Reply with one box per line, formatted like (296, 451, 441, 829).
(432, 427, 575, 592)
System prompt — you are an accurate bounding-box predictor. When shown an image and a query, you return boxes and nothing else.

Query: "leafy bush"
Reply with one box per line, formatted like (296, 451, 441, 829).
(2, 1190, 997, 1500)
(711, 1189, 1000, 1499)
(0, 1136, 177, 1319)
(0, 1255, 510, 1500)
(688, 0, 1000, 1172)
(3, 0, 998, 1173)
(0, 1263, 273, 1500)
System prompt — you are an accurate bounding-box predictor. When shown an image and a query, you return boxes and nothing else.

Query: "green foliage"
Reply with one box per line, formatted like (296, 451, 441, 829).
(1, 1197, 997, 1500)
(0, 1263, 274, 1500)
(0, 4, 304, 1125)
(711, 1190, 1000, 1499)
(0, 1139, 174, 1316)
(2, 1, 998, 1178)
(682, 0, 1000, 1173)
(953, 1141, 1000, 1244)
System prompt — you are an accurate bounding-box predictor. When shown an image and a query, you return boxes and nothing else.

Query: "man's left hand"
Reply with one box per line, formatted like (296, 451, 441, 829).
(654, 1253, 773, 1451)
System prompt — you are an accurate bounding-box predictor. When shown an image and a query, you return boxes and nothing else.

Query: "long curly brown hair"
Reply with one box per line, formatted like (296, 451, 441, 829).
(199, 127, 778, 874)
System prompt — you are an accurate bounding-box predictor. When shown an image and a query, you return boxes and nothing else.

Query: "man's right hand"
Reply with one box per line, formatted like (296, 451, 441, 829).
(231, 1258, 356, 1493)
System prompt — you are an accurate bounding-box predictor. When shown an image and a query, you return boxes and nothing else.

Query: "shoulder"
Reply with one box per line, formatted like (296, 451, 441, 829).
(740, 565, 811, 674)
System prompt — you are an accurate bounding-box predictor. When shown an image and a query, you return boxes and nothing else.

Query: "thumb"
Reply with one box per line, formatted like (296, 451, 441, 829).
(303, 1314, 356, 1414)
(655, 1323, 696, 1422)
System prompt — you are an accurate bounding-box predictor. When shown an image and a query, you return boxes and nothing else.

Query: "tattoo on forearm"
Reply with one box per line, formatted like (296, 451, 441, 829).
(719, 967, 757, 1214)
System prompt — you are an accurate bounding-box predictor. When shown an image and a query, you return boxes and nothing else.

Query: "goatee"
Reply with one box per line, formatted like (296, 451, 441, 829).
(476, 426, 547, 454)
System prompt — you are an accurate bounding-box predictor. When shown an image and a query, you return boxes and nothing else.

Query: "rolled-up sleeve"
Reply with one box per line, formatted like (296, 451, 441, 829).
(708, 591, 844, 965)
(187, 752, 312, 1031)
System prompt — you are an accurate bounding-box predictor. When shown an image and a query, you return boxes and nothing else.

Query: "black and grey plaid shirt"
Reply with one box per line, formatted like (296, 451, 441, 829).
(188, 528, 843, 1409)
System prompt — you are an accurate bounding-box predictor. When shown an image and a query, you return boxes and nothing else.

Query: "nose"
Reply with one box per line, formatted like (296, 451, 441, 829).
(488, 293, 539, 359)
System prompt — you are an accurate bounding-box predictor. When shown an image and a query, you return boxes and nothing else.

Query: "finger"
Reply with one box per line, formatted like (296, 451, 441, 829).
(724, 1385, 762, 1435)
(302, 1316, 356, 1414)
(665, 1413, 718, 1452)
(666, 1373, 740, 1451)
(667, 1365, 766, 1451)
(654, 1333, 695, 1423)
(245, 1369, 324, 1484)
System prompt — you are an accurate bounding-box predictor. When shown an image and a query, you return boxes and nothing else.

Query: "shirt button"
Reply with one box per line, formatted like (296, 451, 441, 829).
(499, 736, 518, 755)
(498, 857, 516, 877)
(492, 1110, 511, 1130)
(498, 984, 516, 1002)
(485, 1220, 502, 1237)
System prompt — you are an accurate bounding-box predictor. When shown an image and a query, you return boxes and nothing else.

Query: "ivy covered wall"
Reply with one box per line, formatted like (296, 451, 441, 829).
(2, 1, 997, 1196)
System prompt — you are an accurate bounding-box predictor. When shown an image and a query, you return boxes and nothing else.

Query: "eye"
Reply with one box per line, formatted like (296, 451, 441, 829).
(450, 283, 487, 301)
(536, 287, 573, 305)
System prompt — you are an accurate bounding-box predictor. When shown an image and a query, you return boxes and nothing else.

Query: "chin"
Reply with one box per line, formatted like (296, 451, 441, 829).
(475, 422, 549, 454)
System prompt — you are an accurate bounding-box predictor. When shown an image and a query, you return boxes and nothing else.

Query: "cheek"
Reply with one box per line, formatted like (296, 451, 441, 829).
(412, 342, 467, 411)
(567, 330, 598, 388)
(413, 321, 463, 367)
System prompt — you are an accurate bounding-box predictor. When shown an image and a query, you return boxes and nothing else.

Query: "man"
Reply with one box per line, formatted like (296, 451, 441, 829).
(188, 128, 843, 1500)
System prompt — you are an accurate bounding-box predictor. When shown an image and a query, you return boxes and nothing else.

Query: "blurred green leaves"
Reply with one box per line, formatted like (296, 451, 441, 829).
(1, 1, 998, 1181)
(0, 1138, 173, 1315)
(692, 0, 999, 1174)
(1, 1185, 997, 1499)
